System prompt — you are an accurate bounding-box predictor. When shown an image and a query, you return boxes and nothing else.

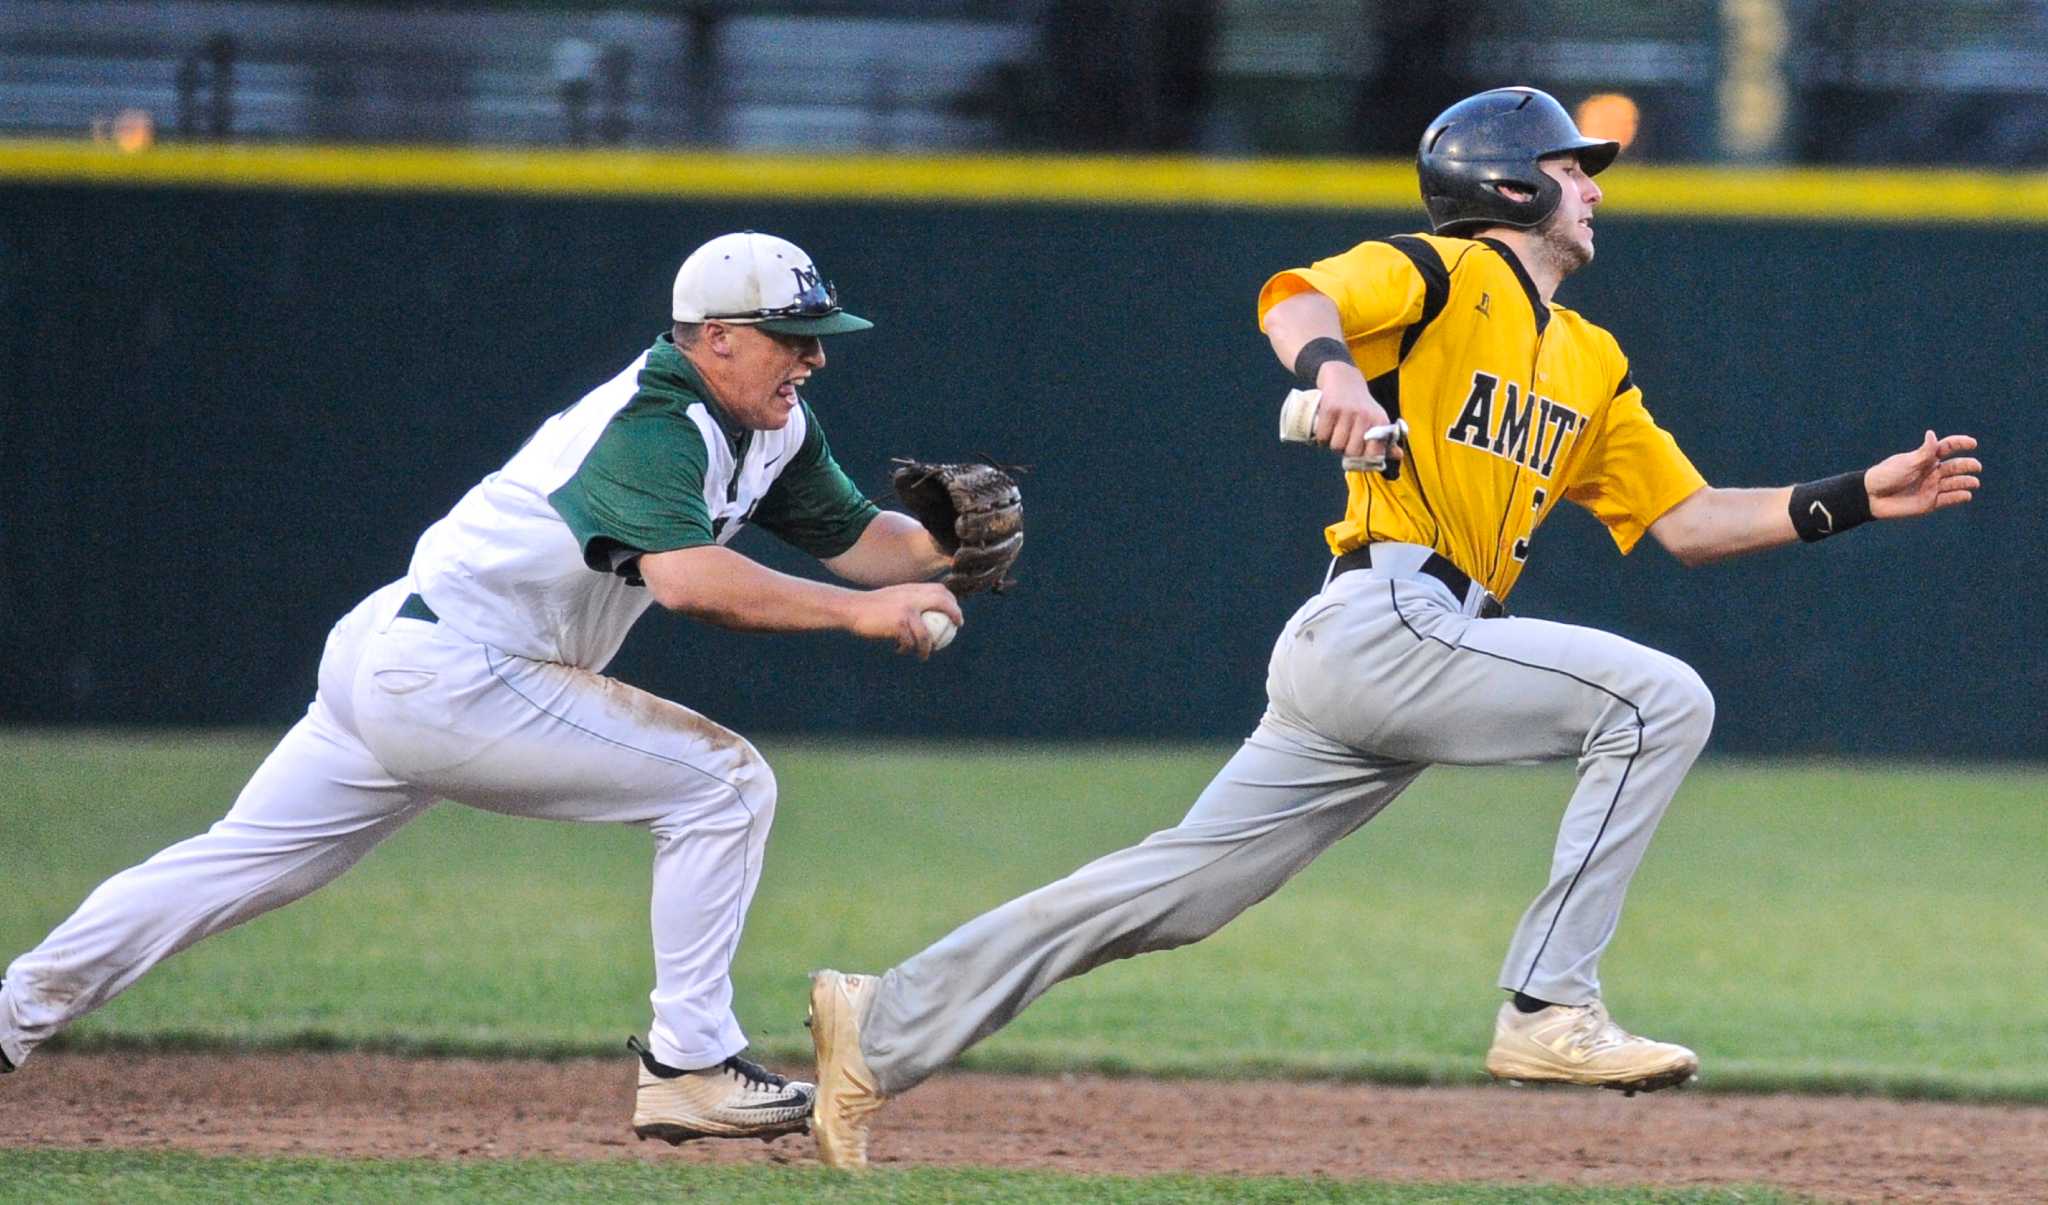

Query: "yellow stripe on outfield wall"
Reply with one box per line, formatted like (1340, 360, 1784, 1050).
(2, 139, 2045, 224)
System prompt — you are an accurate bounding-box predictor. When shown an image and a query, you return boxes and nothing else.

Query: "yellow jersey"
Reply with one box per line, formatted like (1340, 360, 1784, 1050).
(1258, 233, 1706, 601)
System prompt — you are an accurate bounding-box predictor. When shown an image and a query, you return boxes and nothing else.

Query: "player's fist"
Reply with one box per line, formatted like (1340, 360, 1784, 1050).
(852, 583, 963, 660)
(1311, 371, 1401, 467)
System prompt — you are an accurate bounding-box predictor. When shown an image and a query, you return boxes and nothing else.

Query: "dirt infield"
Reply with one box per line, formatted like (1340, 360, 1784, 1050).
(3, 1052, 2044, 1202)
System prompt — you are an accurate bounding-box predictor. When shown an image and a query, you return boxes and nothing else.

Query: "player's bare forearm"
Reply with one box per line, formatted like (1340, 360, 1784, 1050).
(1648, 486, 1796, 565)
(640, 543, 960, 658)
(640, 544, 870, 633)
(1650, 432, 1982, 566)
(821, 511, 951, 586)
(1263, 291, 1394, 459)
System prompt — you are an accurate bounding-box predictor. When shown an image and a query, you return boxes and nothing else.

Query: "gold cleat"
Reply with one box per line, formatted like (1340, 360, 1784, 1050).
(807, 969, 887, 1170)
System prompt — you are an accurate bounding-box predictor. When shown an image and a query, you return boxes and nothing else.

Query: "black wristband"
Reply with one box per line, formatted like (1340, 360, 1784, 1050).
(1292, 336, 1353, 387)
(1788, 470, 1872, 542)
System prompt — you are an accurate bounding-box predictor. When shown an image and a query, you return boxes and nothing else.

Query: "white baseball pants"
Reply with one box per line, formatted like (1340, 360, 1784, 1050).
(860, 544, 1713, 1093)
(1, 580, 775, 1072)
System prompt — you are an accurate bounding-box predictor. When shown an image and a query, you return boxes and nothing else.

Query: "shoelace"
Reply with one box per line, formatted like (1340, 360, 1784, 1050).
(1563, 1004, 1637, 1055)
(627, 1035, 795, 1090)
(722, 1053, 792, 1091)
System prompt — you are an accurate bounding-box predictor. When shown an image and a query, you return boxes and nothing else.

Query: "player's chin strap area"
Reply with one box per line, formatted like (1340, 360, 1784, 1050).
(1325, 543, 1507, 619)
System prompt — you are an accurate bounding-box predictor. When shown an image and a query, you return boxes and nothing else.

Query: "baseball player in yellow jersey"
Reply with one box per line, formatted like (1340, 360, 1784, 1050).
(799, 87, 1983, 1169)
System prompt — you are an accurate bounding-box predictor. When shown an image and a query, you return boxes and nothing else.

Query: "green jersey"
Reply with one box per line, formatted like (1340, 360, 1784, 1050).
(407, 334, 878, 669)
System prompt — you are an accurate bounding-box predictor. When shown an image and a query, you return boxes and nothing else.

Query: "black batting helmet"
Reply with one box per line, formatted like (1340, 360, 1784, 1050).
(1417, 87, 1618, 236)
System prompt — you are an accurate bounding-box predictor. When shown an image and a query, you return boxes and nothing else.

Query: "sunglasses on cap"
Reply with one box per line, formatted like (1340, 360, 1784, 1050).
(710, 271, 841, 322)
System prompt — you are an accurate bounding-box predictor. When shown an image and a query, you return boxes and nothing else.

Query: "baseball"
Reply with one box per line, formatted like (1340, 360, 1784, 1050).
(921, 609, 957, 652)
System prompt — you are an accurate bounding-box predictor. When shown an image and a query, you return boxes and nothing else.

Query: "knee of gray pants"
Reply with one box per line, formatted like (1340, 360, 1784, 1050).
(1646, 660, 1715, 755)
(1135, 891, 1253, 952)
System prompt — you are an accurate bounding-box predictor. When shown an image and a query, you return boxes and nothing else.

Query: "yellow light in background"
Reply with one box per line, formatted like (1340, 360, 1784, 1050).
(91, 109, 156, 152)
(113, 109, 155, 153)
(1577, 93, 1640, 152)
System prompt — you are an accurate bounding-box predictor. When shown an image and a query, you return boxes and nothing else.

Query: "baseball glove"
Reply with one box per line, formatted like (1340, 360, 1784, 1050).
(890, 458, 1024, 596)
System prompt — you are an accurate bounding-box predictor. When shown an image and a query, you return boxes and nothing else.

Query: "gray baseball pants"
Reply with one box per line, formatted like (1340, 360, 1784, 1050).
(860, 543, 1713, 1094)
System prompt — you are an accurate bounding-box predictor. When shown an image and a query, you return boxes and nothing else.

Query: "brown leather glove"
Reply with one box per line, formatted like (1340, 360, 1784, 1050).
(890, 458, 1024, 596)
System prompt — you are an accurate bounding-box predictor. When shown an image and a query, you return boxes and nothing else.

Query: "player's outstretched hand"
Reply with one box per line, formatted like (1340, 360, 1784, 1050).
(851, 583, 963, 660)
(1867, 431, 1982, 520)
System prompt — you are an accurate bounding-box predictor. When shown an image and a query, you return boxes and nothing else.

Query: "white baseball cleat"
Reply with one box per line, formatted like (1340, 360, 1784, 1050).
(807, 969, 887, 1171)
(627, 1037, 814, 1143)
(1484, 999, 1698, 1095)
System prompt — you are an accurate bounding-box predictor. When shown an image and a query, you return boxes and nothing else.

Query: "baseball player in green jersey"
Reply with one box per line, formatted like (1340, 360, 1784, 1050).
(803, 88, 1983, 1169)
(0, 232, 969, 1142)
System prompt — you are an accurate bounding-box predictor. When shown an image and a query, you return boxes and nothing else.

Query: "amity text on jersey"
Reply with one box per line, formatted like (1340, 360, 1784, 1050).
(1442, 370, 1587, 482)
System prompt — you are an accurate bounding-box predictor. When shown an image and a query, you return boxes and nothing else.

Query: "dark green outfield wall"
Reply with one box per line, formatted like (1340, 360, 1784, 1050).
(2, 186, 2039, 756)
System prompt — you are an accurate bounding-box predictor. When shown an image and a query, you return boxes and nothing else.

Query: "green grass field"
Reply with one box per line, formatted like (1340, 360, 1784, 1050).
(2, 731, 2041, 1199)
(0, 1150, 1797, 1205)
(5, 731, 2042, 1098)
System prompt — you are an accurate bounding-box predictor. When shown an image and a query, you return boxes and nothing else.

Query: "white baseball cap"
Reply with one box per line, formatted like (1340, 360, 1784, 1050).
(671, 231, 873, 335)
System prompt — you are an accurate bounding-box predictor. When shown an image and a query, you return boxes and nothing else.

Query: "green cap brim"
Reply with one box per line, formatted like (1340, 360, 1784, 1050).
(757, 310, 873, 335)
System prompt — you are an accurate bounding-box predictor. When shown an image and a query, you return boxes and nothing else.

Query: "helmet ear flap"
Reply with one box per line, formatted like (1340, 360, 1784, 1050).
(1431, 166, 1561, 235)
(1483, 169, 1564, 227)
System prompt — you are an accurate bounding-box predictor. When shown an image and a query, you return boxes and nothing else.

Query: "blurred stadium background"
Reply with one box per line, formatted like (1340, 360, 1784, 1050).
(6, 0, 2047, 162)
(2, 0, 2043, 756)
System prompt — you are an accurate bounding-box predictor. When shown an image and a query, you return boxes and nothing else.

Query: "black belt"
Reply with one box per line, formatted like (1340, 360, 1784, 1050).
(1333, 546, 1506, 619)
(397, 593, 440, 624)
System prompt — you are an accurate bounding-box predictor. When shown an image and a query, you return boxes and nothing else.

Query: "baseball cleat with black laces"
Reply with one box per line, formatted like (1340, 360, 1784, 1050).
(627, 1036, 814, 1142)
